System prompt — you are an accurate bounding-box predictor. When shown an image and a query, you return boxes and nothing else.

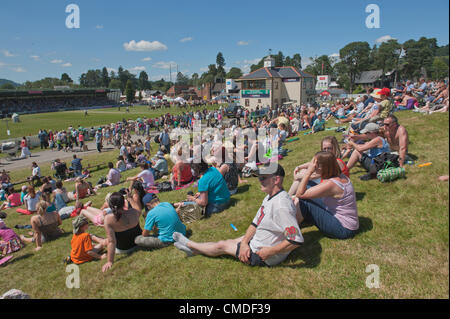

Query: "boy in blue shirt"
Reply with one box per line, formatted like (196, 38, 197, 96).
(134, 193, 186, 249)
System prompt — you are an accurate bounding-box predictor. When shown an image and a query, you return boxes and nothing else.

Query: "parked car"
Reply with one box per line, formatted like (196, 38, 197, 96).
(225, 103, 241, 118)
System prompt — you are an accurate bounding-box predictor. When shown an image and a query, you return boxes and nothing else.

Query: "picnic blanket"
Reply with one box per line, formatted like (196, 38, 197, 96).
(175, 180, 196, 191)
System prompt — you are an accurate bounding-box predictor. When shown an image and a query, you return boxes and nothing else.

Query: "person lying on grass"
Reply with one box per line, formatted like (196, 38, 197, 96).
(294, 151, 359, 240)
(68, 215, 106, 265)
(173, 163, 303, 267)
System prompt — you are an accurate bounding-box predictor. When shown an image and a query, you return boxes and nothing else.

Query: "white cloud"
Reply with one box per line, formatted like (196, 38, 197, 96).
(107, 67, 117, 73)
(95, 25, 104, 29)
(129, 66, 146, 73)
(153, 61, 177, 69)
(237, 41, 249, 46)
(123, 40, 168, 52)
(30, 55, 40, 61)
(199, 67, 208, 72)
(376, 35, 396, 44)
(2, 50, 16, 57)
(234, 58, 260, 73)
(0, 61, 6, 67)
(141, 57, 152, 61)
(61, 63, 72, 67)
(50, 59, 63, 64)
(180, 37, 193, 43)
(12, 66, 26, 72)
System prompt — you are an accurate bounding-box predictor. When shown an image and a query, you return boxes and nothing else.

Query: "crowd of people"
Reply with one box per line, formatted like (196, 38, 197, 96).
(1, 78, 448, 271)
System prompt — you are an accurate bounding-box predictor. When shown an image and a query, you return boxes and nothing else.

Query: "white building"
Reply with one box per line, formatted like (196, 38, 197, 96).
(235, 56, 315, 110)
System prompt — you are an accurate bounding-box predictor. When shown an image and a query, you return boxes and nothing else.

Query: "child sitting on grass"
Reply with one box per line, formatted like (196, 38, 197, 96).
(68, 215, 106, 265)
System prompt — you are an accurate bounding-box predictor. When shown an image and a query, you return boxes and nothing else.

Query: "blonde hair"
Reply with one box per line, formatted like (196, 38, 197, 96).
(36, 201, 49, 216)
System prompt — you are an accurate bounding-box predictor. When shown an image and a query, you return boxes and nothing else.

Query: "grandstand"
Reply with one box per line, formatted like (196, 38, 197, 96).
(0, 88, 120, 118)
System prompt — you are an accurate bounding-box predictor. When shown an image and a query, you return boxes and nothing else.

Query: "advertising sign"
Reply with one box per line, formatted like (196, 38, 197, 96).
(241, 89, 270, 98)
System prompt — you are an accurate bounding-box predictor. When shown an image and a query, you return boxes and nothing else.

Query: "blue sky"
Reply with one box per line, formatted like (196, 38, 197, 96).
(0, 0, 448, 84)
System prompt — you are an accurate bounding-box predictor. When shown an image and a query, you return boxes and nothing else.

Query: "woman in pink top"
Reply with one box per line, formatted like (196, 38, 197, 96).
(0, 187, 22, 211)
(294, 151, 359, 239)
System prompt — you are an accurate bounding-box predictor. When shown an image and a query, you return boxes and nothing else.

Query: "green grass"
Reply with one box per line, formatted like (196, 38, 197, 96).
(0, 104, 223, 140)
(0, 111, 448, 299)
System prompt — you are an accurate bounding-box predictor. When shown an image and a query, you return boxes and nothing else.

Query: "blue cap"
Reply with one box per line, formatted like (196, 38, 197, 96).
(142, 193, 158, 206)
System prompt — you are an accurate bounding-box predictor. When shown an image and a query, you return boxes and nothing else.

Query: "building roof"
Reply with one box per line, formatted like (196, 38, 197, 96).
(354, 70, 383, 84)
(238, 66, 314, 80)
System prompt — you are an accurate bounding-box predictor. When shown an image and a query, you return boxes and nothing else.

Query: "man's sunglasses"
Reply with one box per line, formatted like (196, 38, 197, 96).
(258, 175, 274, 182)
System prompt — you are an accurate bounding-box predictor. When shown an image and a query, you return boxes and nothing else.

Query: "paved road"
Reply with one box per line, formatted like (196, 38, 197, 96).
(0, 121, 226, 172)
(0, 138, 122, 172)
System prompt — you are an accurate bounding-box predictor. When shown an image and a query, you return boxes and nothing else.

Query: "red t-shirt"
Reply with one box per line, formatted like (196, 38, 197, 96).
(7, 193, 21, 207)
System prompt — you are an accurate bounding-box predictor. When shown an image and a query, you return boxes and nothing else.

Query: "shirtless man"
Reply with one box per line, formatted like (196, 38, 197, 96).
(382, 115, 409, 167)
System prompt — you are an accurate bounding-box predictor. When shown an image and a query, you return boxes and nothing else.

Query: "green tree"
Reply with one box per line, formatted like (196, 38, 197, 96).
(304, 55, 334, 76)
(138, 71, 151, 90)
(125, 79, 135, 103)
(374, 40, 402, 74)
(402, 37, 438, 79)
(291, 53, 302, 69)
(431, 57, 449, 80)
(339, 41, 371, 92)
(225, 67, 243, 79)
(61, 73, 73, 83)
(101, 67, 110, 87)
(176, 72, 189, 85)
(190, 73, 199, 87)
(108, 79, 122, 90)
(0, 83, 15, 90)
(216, 52, 225, 68)
(275, 51, 284, 67)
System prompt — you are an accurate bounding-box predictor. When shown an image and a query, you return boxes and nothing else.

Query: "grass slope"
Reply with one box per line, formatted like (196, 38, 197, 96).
(0, 111, 448, 298)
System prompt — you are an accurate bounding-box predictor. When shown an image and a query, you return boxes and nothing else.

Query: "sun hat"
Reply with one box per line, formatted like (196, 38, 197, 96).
(360, 123, 380, 134)
(72, 215, 88, 234)
(370, 89, 382, 99)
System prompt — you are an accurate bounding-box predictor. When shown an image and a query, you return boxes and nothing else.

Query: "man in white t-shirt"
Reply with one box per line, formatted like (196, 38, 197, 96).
(173, 163, 303, 266)
(127, 163, 154, 188)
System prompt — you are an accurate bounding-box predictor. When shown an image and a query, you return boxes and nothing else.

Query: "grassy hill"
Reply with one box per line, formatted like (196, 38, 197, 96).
(0, 110, 448, 298)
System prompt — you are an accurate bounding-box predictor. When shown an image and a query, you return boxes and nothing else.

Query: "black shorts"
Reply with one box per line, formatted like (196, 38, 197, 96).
(235, 242, 268, 267)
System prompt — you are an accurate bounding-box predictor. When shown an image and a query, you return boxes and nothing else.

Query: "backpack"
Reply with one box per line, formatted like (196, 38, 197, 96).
(177, 203, 205, 224)
(154, 135, 160, 143)
(156, 181, 172, 192)
(371, 152, 400, 172)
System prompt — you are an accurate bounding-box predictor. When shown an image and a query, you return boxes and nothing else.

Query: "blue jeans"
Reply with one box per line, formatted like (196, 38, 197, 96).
(298, 198, 356, 239)
(206, 201, 229, 216)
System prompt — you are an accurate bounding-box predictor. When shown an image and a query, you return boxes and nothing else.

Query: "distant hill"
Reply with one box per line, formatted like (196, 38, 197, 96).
(0, 79, 21, 87)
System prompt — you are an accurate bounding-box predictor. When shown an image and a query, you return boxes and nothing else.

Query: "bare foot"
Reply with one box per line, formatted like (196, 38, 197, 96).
(438, 175, 449, 182)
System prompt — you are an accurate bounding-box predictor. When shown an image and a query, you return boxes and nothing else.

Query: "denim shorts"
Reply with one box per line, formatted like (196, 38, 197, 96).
(235, 242, 267, 267)
(205, 201, 229, 216)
